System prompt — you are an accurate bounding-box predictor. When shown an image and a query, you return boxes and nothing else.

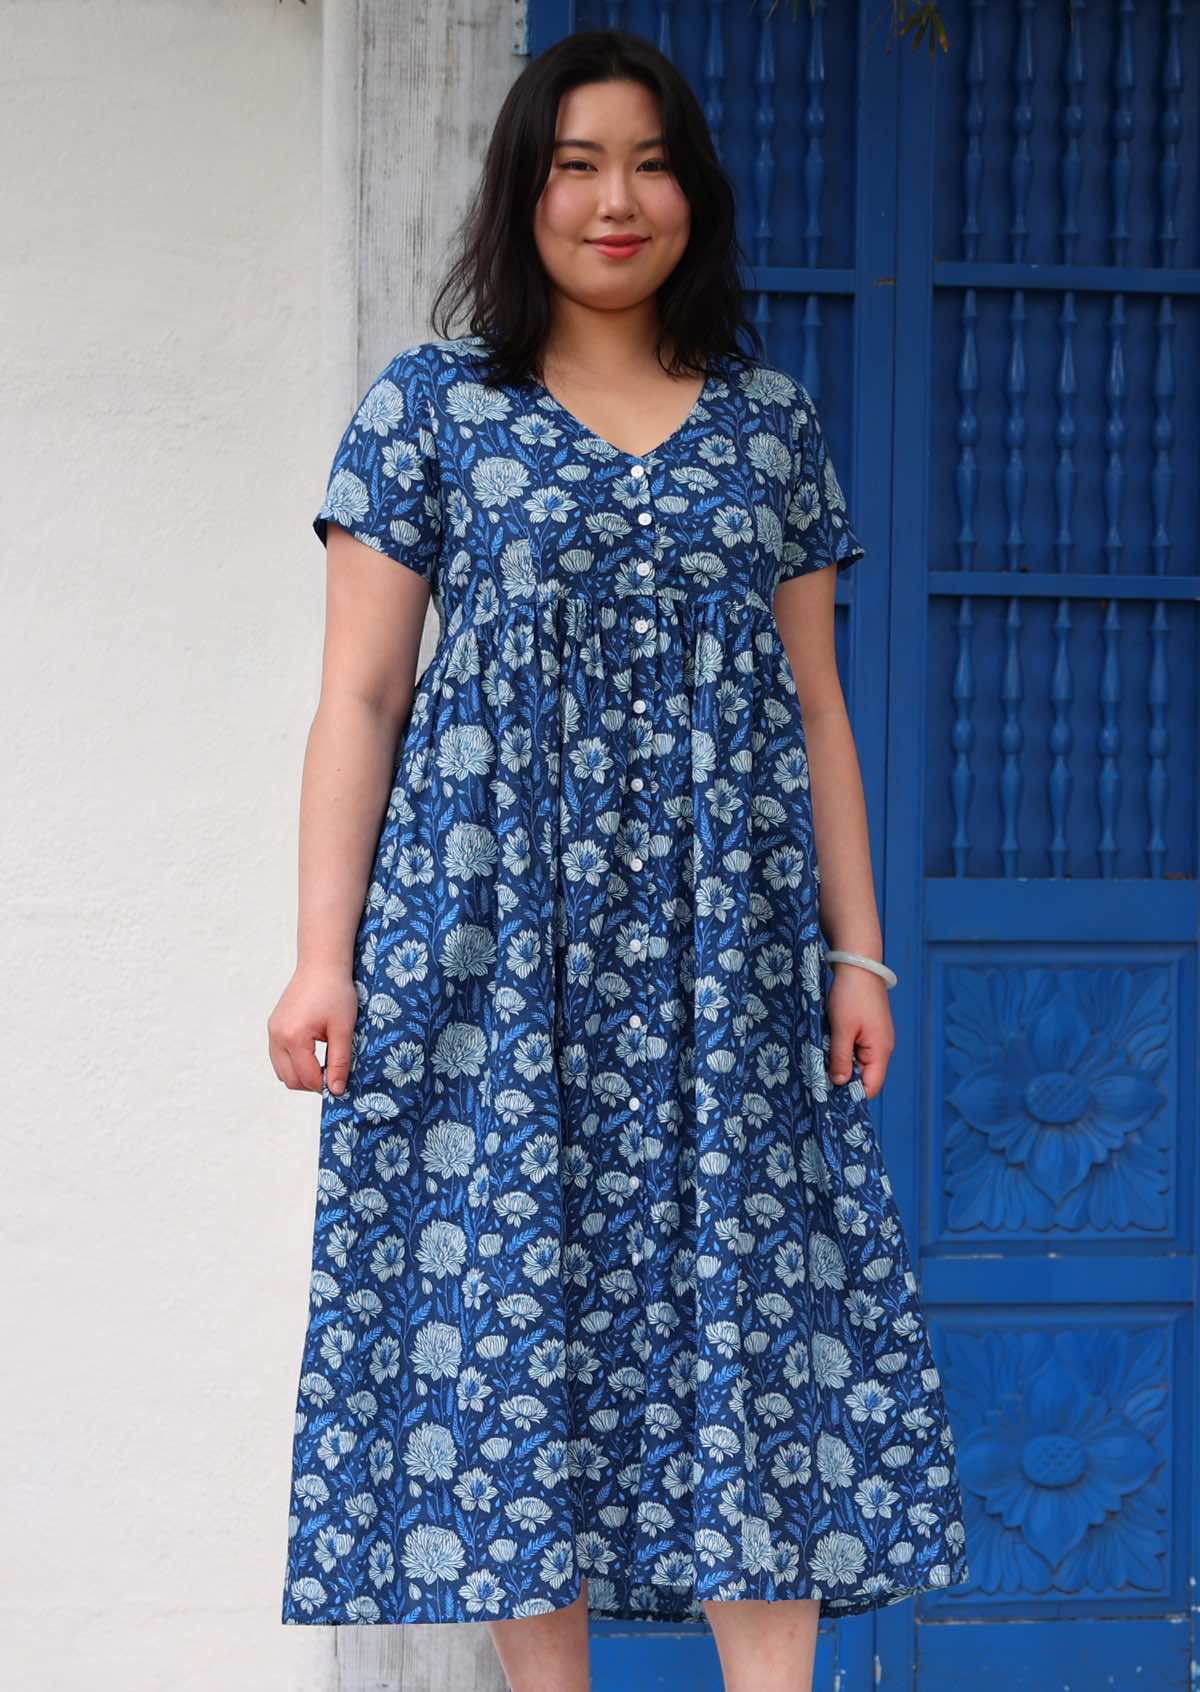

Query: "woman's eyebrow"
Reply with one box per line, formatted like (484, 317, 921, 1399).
(552, 136, 666, 151)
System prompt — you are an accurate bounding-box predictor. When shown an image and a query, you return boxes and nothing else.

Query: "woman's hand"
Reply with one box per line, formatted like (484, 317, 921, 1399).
(827, 963, 895, 1099)
(268, 962, 360, 1095)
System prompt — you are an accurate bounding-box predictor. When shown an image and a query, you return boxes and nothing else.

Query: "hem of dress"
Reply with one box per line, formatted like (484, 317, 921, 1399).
(280, 1556, 972, 1627)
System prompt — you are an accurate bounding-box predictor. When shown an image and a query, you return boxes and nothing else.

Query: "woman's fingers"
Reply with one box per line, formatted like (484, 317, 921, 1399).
(829, 1019, 893, 1098)
(291, 1033, 327, 1093)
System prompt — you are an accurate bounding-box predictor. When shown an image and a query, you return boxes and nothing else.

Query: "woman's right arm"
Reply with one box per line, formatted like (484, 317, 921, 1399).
(267, 520, 433, 1097)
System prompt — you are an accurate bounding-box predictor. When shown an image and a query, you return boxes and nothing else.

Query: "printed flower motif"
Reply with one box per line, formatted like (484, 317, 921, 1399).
(402, 1524, 466, 1585)
(404, 1420, 457, 1482)
(415, 1226, 468, 1286)
(746, 429, 791, 483)
(470, 455, 530, 511)
(380, 437, 427, 491)
(440, 923, 498, 980)
(786, 477, 820, 532)
(810, 1529, 867, 1587)
(444, 378, 512, 428)
(432, 1021, 487, 1079)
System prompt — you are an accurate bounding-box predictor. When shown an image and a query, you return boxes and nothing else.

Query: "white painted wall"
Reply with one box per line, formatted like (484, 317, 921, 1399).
(1, 1, 520, 1687)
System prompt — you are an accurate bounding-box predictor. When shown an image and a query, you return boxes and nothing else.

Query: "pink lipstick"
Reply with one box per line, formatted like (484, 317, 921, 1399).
(588, 236, 649, 260)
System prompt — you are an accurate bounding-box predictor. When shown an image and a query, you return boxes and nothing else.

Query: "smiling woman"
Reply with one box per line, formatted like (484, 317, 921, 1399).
(428, 30, 749, 395)
(272, 23, 970, 1689)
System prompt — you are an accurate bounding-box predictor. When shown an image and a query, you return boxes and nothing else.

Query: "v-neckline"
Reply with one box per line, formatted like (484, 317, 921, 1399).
(529, 363, 718, 462)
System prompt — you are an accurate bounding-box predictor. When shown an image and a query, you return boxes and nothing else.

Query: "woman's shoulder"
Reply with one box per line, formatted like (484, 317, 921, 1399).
(372, 333, 491, 393)
(420, 334, 493, 384)
(721, 352, 811, 430)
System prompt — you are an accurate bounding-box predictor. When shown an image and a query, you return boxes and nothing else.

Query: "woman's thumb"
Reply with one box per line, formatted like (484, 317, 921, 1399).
(323, 1024, 354, 1096)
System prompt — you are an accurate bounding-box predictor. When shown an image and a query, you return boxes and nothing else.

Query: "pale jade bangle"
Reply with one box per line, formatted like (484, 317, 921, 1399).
(824, 948, 898, 990)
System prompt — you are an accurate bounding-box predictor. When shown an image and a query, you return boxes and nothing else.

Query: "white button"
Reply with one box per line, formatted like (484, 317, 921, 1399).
(631, 777, 644, 791)
(629, 1014, 643, 1027)
(636, 561, 652, 576)
(637, 512, 652, 526)
(632, 698, 647, 713)
(631, 464, 646, 479)
(629, 1096, 641, 1110)
(629, 856, 643, 871)
(629, 1174, 640, 1187)
(631, 1251, 642, 1264)
(629, 937, 643, 952)
(634, 617, 649, 632)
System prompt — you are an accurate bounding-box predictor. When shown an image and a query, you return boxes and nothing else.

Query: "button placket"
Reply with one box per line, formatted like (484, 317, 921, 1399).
(625, 472, 660, 1273)
(612, 454, 666, 1272)
(630, 459, 656, 578)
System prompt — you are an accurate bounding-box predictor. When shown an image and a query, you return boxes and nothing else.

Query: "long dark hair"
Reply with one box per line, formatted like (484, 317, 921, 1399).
(429, 28, 763, 389)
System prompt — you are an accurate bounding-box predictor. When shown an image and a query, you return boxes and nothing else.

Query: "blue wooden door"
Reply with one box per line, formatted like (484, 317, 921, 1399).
(527, 5, 1200, 1688)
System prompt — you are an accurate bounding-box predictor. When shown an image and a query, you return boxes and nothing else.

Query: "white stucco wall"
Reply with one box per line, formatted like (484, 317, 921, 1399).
(1, 2, 517, 1687)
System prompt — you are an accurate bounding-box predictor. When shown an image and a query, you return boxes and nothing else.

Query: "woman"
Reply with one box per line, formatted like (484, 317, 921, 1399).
(269, 27, 970, 1692)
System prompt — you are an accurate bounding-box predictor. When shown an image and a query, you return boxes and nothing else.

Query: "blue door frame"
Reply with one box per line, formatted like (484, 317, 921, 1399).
(526, 6, 1200, 1689)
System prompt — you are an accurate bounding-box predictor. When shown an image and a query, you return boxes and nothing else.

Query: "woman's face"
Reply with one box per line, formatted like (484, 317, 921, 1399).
(533, 78, 692, 316)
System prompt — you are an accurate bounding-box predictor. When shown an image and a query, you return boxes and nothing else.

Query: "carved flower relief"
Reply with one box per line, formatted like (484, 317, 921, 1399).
(942, 967, 1170, 1233)
(939, 1327, 1167, 1597)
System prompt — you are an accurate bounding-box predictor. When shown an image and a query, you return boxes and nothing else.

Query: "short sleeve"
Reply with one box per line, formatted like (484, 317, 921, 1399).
(777, 384, 867, 582)
(312, 343, 443, 585)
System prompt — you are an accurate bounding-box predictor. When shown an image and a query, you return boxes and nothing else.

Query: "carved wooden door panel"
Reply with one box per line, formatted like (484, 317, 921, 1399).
(882, 5, 1199, 1690)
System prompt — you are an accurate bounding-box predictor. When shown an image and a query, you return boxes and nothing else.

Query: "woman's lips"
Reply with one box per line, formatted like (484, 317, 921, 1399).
(588, 237, 649, 259)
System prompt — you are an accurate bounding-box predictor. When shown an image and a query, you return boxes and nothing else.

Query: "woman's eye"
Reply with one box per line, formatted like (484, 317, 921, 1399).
(557, 159, 671, 174)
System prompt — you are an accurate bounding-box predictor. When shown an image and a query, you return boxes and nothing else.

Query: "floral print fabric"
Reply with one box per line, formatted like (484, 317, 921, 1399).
(281, 334, 971, 1626)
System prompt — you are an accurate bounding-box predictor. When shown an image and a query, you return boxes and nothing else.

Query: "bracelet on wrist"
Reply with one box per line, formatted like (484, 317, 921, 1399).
(823, 947, 898, 990)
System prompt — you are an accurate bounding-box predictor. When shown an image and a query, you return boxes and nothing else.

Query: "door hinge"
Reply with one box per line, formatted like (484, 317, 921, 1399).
(512, 0, 529, 56)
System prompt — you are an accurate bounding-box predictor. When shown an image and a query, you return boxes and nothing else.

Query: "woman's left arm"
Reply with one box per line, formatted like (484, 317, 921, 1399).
(774, 566, 894, 1098)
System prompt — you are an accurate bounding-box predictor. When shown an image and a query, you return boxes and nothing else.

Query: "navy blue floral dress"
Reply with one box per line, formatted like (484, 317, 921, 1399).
(281, 334, 971, 1626)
